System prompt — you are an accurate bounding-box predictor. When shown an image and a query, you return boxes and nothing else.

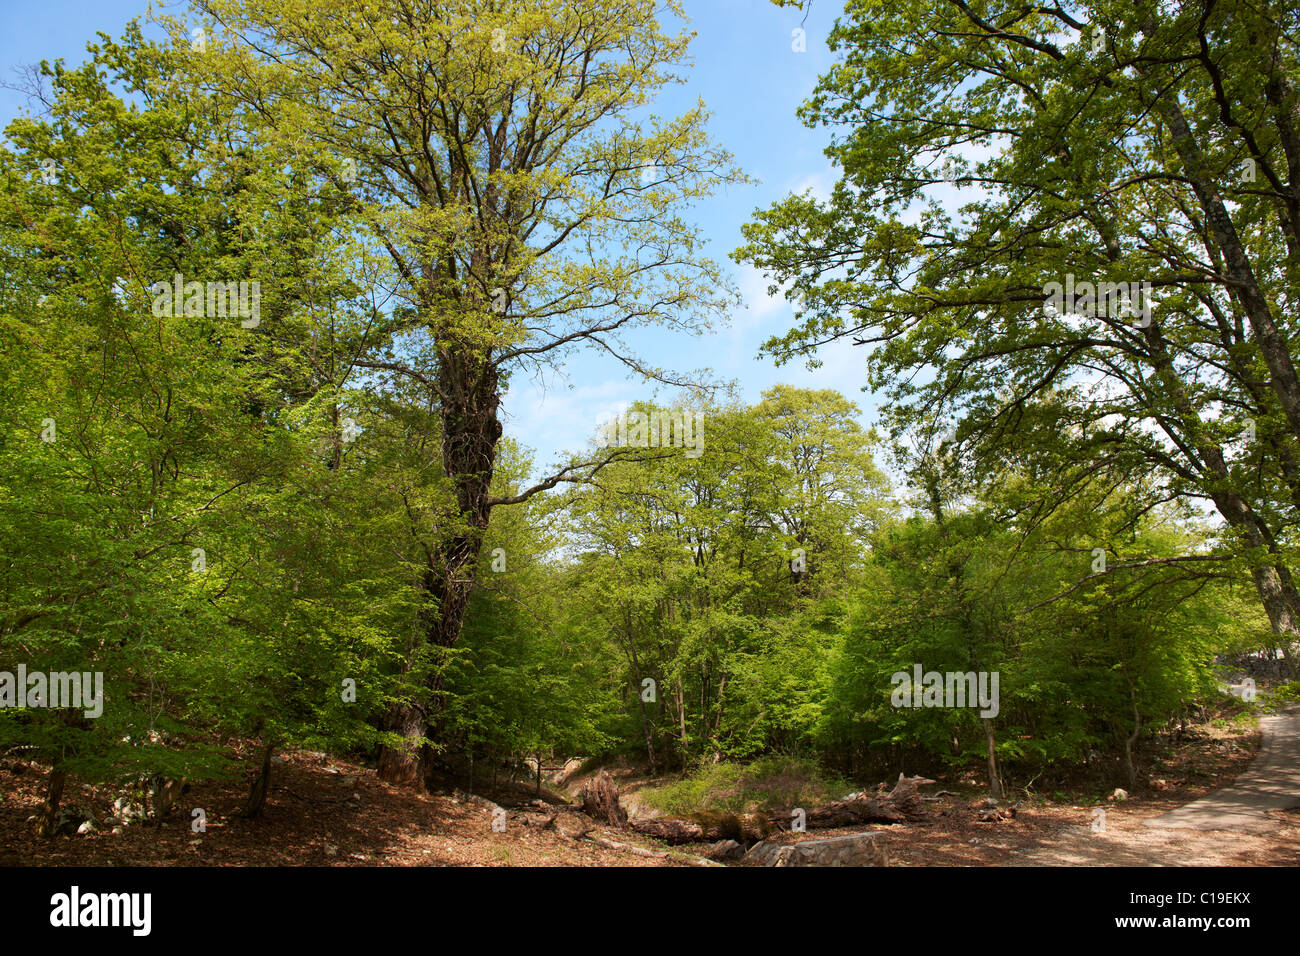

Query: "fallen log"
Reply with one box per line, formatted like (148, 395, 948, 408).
(629, 811, 774, 844)
(583, 772, 934, 845)
(804, 774, 933, 828)
(628, 817, 704, 843)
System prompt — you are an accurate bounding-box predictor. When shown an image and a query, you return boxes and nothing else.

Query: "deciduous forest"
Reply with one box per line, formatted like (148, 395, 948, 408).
(2, 0, 1298, 876)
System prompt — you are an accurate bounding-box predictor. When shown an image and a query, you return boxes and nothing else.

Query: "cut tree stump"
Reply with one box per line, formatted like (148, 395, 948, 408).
(579, 771, 627, 826)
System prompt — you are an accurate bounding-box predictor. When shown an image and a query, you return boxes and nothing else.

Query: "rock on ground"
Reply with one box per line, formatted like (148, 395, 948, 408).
(744, 832, 888, 867)
(702, 839, 744, 862)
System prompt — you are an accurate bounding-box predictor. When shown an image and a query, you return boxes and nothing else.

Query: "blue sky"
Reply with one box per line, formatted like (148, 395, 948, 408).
(0, 0, 882, 480)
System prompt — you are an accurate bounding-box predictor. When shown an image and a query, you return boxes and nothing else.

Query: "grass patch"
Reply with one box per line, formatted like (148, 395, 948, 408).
(638, 756, 854, 816)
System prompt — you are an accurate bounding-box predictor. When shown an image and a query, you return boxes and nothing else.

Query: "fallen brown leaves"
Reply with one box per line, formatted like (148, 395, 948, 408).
(0, 749, 676, 867)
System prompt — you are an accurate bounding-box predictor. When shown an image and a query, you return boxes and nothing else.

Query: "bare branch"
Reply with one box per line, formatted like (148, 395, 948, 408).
(486, 447, 676, 509)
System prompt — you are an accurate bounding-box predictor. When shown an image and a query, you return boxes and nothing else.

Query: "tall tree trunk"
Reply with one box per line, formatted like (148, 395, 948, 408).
(1214, 492, 1300, 657)
(1140, 318, 1300, 664)
(1150, 82, 1300, 446)
(676, 678, 688, 754)
(38, 709, 89, 836)
(711, 674, 727, 761)
(378, 695, 429, 787)
(37, 768, 66, 839)
(377, 351, 502, 787)
(1123, 697, 1142, 792)
(982, 718, 1002, 800)
(637, 687, 657, 773)
(629, 647, 657, 772)
(237, 740, 274, 819)
(1262, 45, 1300, 261)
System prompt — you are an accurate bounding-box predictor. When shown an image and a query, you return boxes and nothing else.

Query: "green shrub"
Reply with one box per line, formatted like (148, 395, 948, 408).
(639, 756, 853, 815)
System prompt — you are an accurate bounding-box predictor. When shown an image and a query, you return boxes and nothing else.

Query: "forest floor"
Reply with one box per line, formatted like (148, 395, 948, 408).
(0, 745, 676, 866)
(3, 713, 1298, 866)
(609, 710, 1300, 866)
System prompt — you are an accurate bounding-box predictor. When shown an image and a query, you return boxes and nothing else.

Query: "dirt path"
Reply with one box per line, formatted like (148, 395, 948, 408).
(1002, 806, 1300, 866)
(1142, 707, 1300, 834)
(1007, 708, 1300, 865)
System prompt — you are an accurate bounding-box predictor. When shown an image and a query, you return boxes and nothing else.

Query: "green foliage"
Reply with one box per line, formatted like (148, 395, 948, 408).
(0, 20, 422, 793)
(552, 389, 890, 768)
(0, 0, 1285, 825)
(737, 0, 1300, 666)
(639, 756, 853, 816)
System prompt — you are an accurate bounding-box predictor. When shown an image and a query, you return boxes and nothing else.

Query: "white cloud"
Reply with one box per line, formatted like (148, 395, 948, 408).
(735, 263, 788, 324)
(503, 375, 668, 475)
(789, 168, 835, 203)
